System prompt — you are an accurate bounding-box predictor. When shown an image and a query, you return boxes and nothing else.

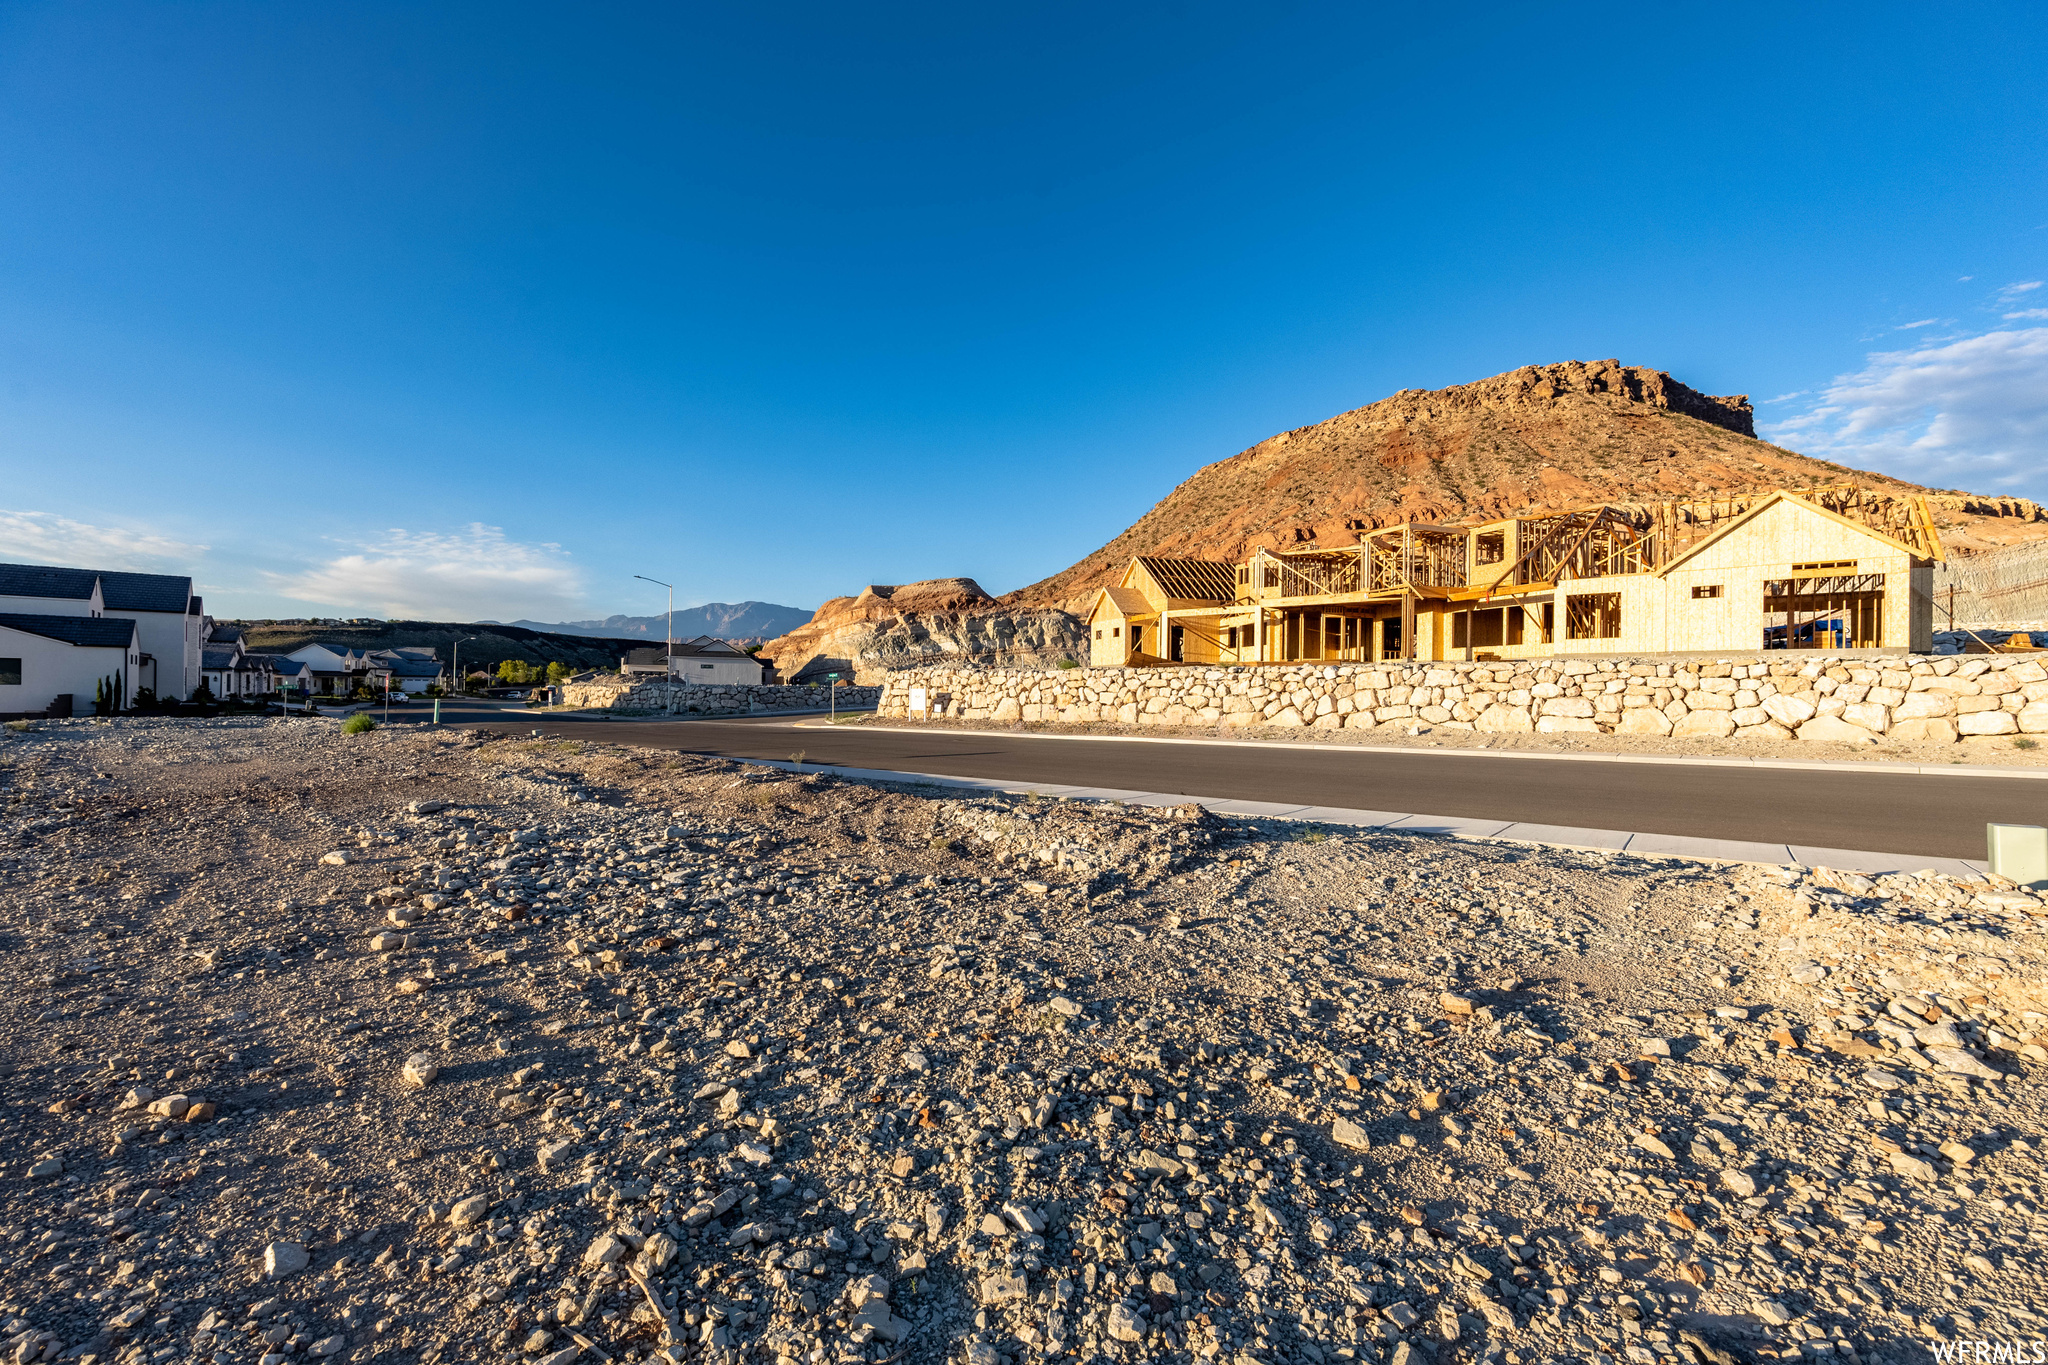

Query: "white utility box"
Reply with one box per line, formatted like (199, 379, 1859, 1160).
(1987, 823, 2048, 888)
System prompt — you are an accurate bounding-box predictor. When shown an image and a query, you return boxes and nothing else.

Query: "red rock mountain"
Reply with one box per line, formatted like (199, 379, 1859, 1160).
(1005, 359, 2048, 611)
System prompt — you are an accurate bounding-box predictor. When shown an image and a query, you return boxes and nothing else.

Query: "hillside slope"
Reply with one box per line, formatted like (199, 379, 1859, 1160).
(1006, 358, 2048, 610)
(232, 620, 643, 673)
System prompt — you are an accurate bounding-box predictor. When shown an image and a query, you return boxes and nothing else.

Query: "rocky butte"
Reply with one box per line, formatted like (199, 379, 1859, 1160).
(765, 359, 2048, 681)
(1003, 358, 2048, 614)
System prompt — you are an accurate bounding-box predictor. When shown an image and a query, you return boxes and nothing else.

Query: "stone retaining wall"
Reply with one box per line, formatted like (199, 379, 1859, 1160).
(560, 677, 882, 716)
(876, 655, 2048, 746)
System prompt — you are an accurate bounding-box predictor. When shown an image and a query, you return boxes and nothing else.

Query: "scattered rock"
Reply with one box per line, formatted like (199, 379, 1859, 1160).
(263, 1241, 310, 1279)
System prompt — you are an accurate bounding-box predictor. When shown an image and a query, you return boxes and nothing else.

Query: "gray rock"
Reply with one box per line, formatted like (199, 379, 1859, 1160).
(263, 1241, 310, 1279)
(1720, 1169, 1759, 1198)
(448, 1194, 490, 1226)
(1332, 1118, 1372, 1150)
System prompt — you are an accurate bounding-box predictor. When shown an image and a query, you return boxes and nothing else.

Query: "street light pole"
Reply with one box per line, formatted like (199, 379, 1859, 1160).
(452, 636, 479, 716)
(633, 575, 674, 679)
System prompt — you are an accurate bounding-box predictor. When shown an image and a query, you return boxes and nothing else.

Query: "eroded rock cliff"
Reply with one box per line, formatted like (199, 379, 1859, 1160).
(761, 577, 1086, 684)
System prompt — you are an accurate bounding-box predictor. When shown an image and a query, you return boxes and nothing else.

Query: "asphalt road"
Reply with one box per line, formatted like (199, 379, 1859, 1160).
(368, 698, 2046, 860)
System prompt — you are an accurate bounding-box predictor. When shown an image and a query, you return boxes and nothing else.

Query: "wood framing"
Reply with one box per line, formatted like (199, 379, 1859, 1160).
(1093, 486, 1942, 666)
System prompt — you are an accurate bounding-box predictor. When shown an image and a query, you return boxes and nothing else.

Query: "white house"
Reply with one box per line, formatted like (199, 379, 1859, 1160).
(285, 642, 373, 695)
(664, 636, 766, 686)
(200, 623, 278, 699)
(101, 571, 203, 701)
(0, 562, 201, 700)
(0, 613, 142, 717)
(367, 650, 445, 694)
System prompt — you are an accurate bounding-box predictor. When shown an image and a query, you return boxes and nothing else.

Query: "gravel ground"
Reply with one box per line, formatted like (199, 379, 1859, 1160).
(0, 715, 2043, 1365)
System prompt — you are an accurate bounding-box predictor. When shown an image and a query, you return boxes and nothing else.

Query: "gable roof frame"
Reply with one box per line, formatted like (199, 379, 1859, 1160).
(1130, 556, 1235, 604)
(1652, 489, 1937, 578)
(1089, 586, 1151, 620)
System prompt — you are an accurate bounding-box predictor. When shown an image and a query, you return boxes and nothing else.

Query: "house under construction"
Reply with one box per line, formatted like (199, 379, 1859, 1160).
(1086, 487, 1943, 665)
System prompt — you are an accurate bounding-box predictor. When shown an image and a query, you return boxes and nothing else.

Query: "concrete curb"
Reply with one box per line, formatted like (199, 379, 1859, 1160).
(736, 756, 1994, 880)
(794, 719, 2048, 781)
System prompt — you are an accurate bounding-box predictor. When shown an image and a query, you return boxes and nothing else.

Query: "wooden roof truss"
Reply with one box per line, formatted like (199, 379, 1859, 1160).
(1135, 556, 1238, 603)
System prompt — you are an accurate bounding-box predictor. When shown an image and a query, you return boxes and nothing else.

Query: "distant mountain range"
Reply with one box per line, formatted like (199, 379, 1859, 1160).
(485, 602, 814, 641)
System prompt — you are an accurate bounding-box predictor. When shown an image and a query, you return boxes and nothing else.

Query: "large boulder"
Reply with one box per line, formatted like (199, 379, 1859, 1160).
(1888, 717, 1957, 743)
(1795, 715, 1879, 745)
(1673, 710, 1736, 738)
(1616, 707, 1672, 736)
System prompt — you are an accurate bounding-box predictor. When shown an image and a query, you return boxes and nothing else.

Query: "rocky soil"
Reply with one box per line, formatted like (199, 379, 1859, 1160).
(0, 716, 2043, 1365)
(1004, 360, 2048, 612)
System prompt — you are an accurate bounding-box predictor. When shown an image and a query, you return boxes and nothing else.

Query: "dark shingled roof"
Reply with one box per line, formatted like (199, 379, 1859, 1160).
(0, 563, 99, 601)
(0, 613, 137, 648)
(98, 570, 192, 613)
(381, 659, 444, 678)
(0, 562, 193, 613)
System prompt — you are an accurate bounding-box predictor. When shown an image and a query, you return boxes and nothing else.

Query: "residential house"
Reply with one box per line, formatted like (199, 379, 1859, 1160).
(646, 636, 766, 685)
(0, 562, 203, 701)
(1088, 487, 1941, 666)
(284, 642, 374, 695)
(367, 649, 445, 694)
(254, 655, 312, 695)
(0, 613, 142, 717)
(199, 622, 278, 699)
(1084, 558, 1240, 666)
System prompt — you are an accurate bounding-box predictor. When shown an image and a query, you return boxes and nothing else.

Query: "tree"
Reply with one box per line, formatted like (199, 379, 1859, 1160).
(546, 661, 570, 685)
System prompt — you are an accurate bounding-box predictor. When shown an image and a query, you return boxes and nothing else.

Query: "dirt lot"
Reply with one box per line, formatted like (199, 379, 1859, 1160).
(0, 715, 2042, 1365)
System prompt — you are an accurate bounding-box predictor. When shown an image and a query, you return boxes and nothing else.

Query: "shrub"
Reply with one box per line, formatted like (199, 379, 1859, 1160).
(2017, 737, 2040, 751)
(342, 713, 378, 735)
(1057, 657, 1081, 670)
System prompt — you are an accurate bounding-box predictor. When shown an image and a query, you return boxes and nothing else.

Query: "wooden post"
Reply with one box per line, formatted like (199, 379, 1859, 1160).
(1401, 591, 1416, 661)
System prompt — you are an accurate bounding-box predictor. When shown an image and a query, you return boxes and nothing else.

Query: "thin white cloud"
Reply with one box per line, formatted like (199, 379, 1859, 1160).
(268, 524, 588, 621)
(1894, 318, 1939, 330)
(1761, 390, 1809, 404)
(1998, 280, 2043, 300)
(1765, 328, 2048, 495)
(0, 510, 208, 569)
(2004, 308, 2048, 321)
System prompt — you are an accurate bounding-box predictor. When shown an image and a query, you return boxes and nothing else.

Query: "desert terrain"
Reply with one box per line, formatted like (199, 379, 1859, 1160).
(0, 715, 2042, 1365)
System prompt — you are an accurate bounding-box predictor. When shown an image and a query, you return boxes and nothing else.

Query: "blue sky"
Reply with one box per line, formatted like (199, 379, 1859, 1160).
(1, 2, 2044, 621)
